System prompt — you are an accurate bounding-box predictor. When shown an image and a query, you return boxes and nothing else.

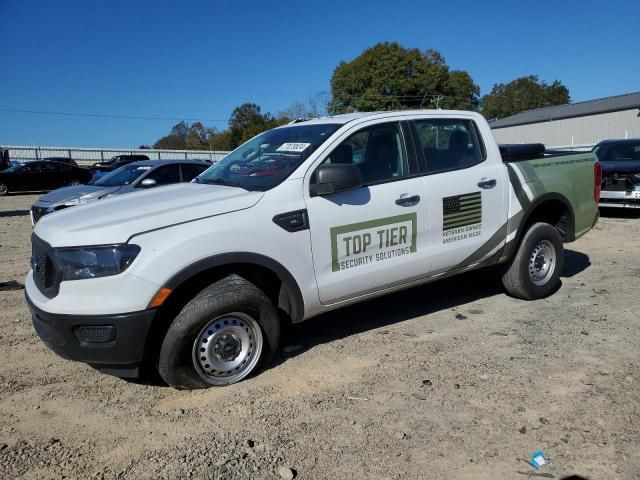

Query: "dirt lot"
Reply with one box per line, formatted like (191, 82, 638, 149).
(1, 194, 639, 480)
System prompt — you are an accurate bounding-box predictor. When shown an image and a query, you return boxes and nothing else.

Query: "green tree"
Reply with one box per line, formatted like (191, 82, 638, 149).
(153, 121, 189, 149)
(480, 75, 570, 120)
(441, 70, 480, 111)
(186, 122, 212, 150)
(328, 42, 478, 114)
(153, 104, 290, 152)
(208, 130, 234, 151)
(228, 103, 287, 146)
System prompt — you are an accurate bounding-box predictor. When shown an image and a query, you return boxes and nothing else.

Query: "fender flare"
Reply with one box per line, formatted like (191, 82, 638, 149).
(162, 252, 305, 323)
(503, 192, 576, 262)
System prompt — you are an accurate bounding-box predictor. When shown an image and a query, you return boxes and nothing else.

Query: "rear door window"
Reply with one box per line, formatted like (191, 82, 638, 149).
(181, 163, 208, 181)
(22, 163, 42, 174)
(146, 164, 181, 185)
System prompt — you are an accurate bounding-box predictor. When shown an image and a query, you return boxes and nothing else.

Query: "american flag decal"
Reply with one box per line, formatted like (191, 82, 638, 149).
(442, 192, 482, 231)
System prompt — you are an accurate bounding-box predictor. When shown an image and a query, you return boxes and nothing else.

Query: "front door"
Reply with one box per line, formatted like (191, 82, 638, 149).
(16, 162, 44, 191)
(305, 120, 431, 305)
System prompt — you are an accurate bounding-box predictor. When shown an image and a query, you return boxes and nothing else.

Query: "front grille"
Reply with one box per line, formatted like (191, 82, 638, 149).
(31, 206, 49, 224)
(31, 235, 62, 298)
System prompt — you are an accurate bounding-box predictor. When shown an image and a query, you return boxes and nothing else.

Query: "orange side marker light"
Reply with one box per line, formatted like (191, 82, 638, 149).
(148, 287, 172, 308)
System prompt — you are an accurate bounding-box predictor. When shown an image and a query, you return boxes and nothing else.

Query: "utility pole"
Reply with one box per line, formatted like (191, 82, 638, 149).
(431, 95, 444, 109)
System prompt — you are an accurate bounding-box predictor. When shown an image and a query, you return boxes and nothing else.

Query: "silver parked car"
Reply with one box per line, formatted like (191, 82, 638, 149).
(31, 160, 209, 224)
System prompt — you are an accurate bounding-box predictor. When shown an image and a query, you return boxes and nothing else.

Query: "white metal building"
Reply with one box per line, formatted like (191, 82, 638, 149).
(490, 91, 640, 148)
(2, 145, 229, 165)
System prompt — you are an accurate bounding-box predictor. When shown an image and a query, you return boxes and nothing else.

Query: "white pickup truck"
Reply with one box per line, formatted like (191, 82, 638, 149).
(26, 110, 601, 389)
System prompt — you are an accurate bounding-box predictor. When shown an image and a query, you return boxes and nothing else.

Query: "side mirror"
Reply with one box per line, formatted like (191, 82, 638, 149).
(309, 163, 363, 197)
(139, 178, 157, 188)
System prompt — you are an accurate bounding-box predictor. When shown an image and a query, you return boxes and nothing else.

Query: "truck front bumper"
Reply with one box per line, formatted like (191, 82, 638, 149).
(26, 294, 156, 378)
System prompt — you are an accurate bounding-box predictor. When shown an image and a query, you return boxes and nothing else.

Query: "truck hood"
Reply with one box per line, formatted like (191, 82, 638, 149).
(35, 185, 122, 205)
(34, 183, 264, 247)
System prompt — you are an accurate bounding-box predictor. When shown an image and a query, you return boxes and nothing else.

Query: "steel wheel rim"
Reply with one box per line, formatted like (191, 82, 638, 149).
(192, 312, 263, 385)
(69, 180, 80, 186)
(0, 184, 7, 195)
(528, 240, 556, 286)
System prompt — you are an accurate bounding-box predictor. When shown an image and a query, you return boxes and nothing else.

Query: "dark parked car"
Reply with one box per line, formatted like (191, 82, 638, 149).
(92, 154, 150, 170)
(31, 160, 209, 223)
(0, 149, 9, 170)
(0, 160, 93, 196)
(91, 154, 152, 182)
(41, 156, 79, 167)
(593, 139, 640, 209)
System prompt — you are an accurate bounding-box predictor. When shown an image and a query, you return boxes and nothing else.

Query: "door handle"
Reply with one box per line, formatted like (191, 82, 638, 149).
(395, 195, 420, 206)
(477, 179, 496, 189)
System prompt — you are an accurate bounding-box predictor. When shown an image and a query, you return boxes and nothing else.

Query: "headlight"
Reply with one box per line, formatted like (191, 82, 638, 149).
(54, 244, 140, 280)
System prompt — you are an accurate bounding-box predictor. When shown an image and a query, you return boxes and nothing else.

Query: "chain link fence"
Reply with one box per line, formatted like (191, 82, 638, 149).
(3, 145, 230, 166)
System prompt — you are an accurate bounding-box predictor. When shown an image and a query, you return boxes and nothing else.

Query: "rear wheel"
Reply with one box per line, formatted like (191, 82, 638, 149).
(68, 179, 81, 186)
(0, 183, 8, 196)
(158, 275, 280, 389)
(501, 222, 564, 300)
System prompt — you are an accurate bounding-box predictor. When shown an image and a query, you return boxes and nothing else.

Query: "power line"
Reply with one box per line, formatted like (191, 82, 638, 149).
(0, 89, 478, 125)
(0, 108, 227, 123)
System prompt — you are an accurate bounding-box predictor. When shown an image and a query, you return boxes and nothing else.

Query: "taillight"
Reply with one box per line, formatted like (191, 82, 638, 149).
(594, 162, 602, 202)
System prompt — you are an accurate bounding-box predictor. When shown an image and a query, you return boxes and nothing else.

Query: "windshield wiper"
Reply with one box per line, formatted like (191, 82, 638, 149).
(199, 178, 249, 190)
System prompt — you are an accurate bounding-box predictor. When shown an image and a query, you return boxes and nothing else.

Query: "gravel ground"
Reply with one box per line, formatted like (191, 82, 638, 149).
(1, 194, 639, 480)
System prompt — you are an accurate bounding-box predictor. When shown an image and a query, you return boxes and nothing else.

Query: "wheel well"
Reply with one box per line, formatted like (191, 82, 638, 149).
(522, 198, 574, 242)
(142, 263, 292, 371)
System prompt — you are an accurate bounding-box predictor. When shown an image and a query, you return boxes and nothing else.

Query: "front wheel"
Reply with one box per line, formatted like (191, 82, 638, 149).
(68, 179, 81, 186)
(0, 183, 8, 196)
(501, 222, 564, 300)
(158, 275, 280, 389)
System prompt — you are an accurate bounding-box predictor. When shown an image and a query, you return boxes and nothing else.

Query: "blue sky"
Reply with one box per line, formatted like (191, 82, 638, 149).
(1, 0, 638, 147)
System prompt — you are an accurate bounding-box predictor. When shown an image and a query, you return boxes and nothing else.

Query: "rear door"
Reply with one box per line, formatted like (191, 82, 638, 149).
(41, 162, 66, 189)
(305, 120, 431, 304)
(410, 117, 508, 273)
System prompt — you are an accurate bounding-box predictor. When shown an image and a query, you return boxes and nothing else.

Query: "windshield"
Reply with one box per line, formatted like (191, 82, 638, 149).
(93, 164, 152, 186)
(594, 142, 640, 162)
(196, 123, 341, 191)
(3, 162, 22, 172)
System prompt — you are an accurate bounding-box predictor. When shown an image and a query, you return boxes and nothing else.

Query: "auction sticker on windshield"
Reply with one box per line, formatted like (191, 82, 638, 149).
(276, 143, 311, 153)
(330, 213, 417, 272)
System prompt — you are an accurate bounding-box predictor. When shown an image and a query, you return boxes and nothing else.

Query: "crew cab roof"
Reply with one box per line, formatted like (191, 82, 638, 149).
(292, 109, 484, 127)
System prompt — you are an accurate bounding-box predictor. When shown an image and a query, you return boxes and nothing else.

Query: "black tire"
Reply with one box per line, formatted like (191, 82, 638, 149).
(0, 183, 8, 196)
(501, 222, 564, 300)
(158, 275, 280, 389)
